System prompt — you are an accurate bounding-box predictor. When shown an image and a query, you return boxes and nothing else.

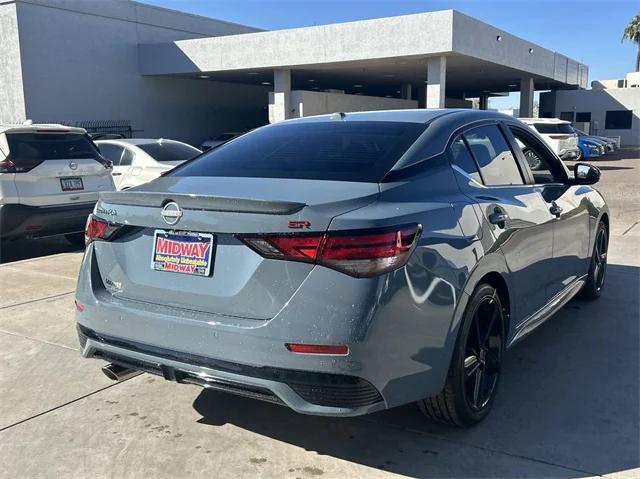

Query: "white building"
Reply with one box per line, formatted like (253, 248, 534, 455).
(1, 0, 589, 146)
(540, 72, 639, 146)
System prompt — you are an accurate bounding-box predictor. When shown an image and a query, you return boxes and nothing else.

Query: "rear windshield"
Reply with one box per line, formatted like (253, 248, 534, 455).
(137, 142, 201, 162)
(533, 123, 574, 134)
(172, 121, 427, 182)
(7, 132, 99, 160)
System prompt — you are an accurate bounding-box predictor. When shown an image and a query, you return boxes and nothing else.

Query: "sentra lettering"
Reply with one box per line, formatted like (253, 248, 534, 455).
(156, 237, 210, 258)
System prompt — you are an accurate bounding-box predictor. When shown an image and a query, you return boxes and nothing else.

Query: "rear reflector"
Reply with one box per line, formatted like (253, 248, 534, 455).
(286, 343, 349, 355)
(239, 224, 421, 278)
(85, 214, 122, 244)
(75, 300, 84, 312)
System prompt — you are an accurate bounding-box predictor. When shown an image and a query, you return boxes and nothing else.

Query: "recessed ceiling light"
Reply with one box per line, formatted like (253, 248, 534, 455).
(508, 84, 518, 87)
(199, 75, 210, 79)
(247, 72, 259, 75)
(396, 90, 401, 94)
(353, 84, 363, 88)
(385, 95, 392, 98)
(261, 81, 272, 85)
(312, 87, 320, 90)
(383, 74, 395, 78)
(308, 79, 315, 82)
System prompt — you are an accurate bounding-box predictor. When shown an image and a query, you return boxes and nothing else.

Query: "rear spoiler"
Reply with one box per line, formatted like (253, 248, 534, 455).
(99, 191, 305, 215)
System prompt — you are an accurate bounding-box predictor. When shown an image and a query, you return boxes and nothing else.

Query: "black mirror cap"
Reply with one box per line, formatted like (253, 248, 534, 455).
(571, 162, 601, 185)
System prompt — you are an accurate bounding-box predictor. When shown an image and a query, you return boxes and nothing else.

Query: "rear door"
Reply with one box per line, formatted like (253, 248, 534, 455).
(461, 123, 555, 323)
(506, 124, 591, 298)
(7, 130, 113, 206)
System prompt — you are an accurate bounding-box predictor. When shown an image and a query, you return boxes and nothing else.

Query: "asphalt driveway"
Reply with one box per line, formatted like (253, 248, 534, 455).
(1, 149, 638, 479)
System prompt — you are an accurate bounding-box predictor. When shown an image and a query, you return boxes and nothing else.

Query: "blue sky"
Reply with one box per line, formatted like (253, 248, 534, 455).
(146, 0, 639, 109)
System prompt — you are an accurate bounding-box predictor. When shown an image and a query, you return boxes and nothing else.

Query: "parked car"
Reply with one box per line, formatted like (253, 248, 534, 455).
(95, 138, 201, 190)
(76, 109, 608, 427)
(577, 136, 605, 160)
(0, 123, 114, 244)
(200, 132, 242, 151)
(573, 128, 617, 153)
(519, 118, 580, 160)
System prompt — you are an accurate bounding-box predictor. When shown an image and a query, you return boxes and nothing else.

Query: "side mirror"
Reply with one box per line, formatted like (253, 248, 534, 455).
(572, 163, 600, 185)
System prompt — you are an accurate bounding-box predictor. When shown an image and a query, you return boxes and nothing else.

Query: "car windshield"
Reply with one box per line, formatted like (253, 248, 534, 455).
(6, 132, 100, 160)
(533, 123, 574, 134)
(172, 121, 427, 182)
(137, 142, 201, 162)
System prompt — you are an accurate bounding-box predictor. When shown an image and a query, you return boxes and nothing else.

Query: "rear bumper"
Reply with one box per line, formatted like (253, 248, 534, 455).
(0, 202, 94, 240)
(78, 324, 384, 416)
(75, 242, 462, 416)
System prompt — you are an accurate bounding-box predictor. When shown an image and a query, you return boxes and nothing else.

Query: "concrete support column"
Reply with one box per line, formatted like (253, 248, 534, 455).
(270, 68, 291, 123)
(519, 76, 534, 117)
(479, 94, 489, 110)
(400, 83, 412, 100)
(425, 56, 446, 109)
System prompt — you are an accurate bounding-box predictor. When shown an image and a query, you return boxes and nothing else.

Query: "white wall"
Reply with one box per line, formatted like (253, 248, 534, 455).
(0, 2, 26, 123)
(274, 90, 417, 121)
(541, 89, 640, 146)
(14, 0, 268, 145)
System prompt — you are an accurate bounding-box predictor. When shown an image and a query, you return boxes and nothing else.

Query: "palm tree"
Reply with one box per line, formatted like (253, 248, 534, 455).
(622, 14, 640, 72)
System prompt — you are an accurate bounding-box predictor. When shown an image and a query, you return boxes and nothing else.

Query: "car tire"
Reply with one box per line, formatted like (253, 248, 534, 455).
(65, 232, 86, 248)
(418, 283, 505, 427)
(581, 221, 608, 300)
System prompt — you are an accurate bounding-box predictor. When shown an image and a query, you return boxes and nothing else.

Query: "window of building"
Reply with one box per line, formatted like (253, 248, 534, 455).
(448, 136, 482, 183)
(605, 110, 633, 130)
(575, 112, 591, 123)
(463, 125, 523, 186)
(559, 111, 574, 122)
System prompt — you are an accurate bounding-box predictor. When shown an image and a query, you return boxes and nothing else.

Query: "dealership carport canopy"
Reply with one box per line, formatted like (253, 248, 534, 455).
(138, 10, 588, 117)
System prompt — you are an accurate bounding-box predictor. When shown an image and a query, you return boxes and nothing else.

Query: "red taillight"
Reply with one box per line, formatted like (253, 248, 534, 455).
(239, 224, 421, 278)
(75, 300, 84, 312)
(84, 214, 121, 244)
(286, 343, 349, 355)
(0, 157, 43, 173)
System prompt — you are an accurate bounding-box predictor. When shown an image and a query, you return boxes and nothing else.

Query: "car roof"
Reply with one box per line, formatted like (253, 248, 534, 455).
(95, 138, 190, 146)
(518, 118, 570, 124)
(282, 108, 512, 125)
(0, 123, 87, 135)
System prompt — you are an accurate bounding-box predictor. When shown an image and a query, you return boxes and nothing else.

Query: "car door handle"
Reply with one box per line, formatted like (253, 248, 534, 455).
(488, 209, 508, 226)
(550, 203, 563, 217)
(112, 172, 122, 176)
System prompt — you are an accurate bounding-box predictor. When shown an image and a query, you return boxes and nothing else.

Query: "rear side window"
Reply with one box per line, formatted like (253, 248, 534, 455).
(97, 143, 124, 165)
(172, 121, 427, 182)
(463, 125, 523, 186)
(7, 133, 99, 161)
(137, 142, 201, 162)
(533, 123, 574, 134)
(449, 136, 482, 183)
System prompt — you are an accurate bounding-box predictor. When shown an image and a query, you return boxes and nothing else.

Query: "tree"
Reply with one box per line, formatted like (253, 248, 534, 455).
(622, 14, 640, 72)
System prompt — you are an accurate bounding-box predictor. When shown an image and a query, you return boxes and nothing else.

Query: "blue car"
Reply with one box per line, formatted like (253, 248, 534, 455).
(578, 136, 604, 160)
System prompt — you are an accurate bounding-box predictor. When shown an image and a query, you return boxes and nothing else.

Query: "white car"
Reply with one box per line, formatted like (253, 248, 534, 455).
(95, 138, 201, 190)
(0, 123, 115, 244)
(519, 118, 580, 160)
(199, 132, 241, 152)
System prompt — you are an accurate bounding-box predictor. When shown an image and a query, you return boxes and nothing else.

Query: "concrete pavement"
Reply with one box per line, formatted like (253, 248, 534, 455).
(0, 149, 638, 478)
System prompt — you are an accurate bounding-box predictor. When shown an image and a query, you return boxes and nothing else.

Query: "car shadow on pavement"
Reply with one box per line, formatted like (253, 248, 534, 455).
(193, 263, 639, 478)
(0, 237, 82, 263)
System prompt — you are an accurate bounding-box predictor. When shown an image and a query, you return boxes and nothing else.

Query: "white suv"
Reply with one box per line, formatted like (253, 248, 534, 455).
(519, 118, 580, 160)
(0, 124, 115, 243)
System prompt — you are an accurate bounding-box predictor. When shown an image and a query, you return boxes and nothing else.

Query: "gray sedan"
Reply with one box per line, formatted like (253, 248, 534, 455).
(75, 109, 608, 427)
